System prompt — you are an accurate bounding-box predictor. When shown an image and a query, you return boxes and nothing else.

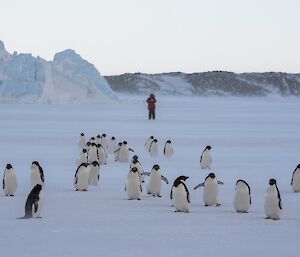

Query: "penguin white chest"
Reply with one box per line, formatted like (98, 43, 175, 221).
(234, 189, 250, 212)
(147, 172, 161, 195)
(203, 180, 218, 206)
(164, 145, 174, 158)
(173, 184, 189, 212)
(89, 166, 100, 186)
(31, 167, 43, 187)
(264, 189, 281, 220)
(127, 173, 141, 199)
(292, 170, 300, 192)
(201, 151, 211, 169)
(4, 171, 17, 196)
(150, 143, 159, 157)
(75, 168, 89, 191)
(119, 147, 129, 162)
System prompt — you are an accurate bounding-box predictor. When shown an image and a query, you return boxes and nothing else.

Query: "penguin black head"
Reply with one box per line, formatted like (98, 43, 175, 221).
(80, 163, 89, 168)
(132, 155, 138, 160)
(153, 164, 160, 171)
(111, 136, 115, 140)
(208, 173, 215, 179)
(166, 140, 171, 144)
(82, 149, 87, 153)
(91, 142, 96, 147)
(91, 161, 99, 167)
(102, 134, 106, 137)
(97, 135, 101, 139)
(118, 142, 122, 146)
(91, 137, 95, 141)
(87, 142, 91, 146)
(80, 133, 84, 136)
(149, 136, 154, 139)
(297, 164, 300, 169)
(132, 159, 139, 164)
(269, 178, 277, 185)
(153, 139, 158, 143)
(97, 144, 102, 148)
(206, 146, 212, 150)
(6, 164, 13, 169)
(131, 167, 138, 173)
(123, 141, 128, 145)
(32, 161, 40, 167)
(173, 176, 189, 186)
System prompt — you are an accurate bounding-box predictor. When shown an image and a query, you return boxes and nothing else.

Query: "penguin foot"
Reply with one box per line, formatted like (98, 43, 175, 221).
(137, 198, 141, 201)
(216, 203, 221, 207)
(10, 195, 14, 197)
(204, 204, 209, 207)
(265, 217, 270, 219)
(157, 195, 162, 198)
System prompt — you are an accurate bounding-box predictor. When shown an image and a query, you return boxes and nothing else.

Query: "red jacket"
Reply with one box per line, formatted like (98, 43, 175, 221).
(147, 97, 156, 110)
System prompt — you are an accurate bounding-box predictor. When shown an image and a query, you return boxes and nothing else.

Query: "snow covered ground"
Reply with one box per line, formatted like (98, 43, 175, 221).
(0, 96, 299, 257)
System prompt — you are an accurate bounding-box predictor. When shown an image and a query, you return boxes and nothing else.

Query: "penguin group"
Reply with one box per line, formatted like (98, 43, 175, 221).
(2, 161, 45, 219)
(2, 130, 299, 222)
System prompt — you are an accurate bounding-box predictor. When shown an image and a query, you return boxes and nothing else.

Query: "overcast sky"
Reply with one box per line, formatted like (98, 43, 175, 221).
(1, 0, 299, 75)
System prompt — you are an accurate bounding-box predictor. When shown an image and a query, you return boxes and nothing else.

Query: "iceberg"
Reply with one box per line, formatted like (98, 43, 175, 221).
(0, 40, 117, 103)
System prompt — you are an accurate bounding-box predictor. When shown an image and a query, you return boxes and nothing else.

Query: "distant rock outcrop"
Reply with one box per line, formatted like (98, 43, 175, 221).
(105, 71, 300, 96)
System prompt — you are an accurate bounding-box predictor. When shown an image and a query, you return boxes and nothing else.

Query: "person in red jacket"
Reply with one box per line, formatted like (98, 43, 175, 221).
(147, 93, 156, 120)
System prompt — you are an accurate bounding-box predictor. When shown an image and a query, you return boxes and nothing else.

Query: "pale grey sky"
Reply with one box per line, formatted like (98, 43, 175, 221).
(1, 0, 299, 75)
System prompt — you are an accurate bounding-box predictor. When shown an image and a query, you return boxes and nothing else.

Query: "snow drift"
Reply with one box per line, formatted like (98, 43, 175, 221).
(0, 40, 117, 103)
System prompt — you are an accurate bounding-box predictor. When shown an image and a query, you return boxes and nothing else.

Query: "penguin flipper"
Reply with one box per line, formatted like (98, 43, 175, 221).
(217, 181, 224, 185)
(170, 188, 173, 200)
(34, 201, 39, 213)
(141, 172, 150, 176)
(129, 148, 134, 152)
(2, 179, 4, 190)
(114, 148, 120, 153)
(161, 176, 169, 184)
(194, 183, 204, 190)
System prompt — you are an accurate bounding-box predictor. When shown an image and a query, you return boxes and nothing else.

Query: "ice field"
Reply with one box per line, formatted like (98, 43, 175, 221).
(0, 96, 300, 257)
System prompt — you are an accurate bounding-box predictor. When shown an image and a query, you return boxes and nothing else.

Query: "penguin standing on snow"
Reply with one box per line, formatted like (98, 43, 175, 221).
(234, 179, 251, 213)
(291, 164, 300, 192)
(264, 178, 282, 220)
(130, 155, 145, 183)
(78, 133, 86, 149)
(125, 167, 142, 200)
(89, 161, 100, 186)
(88, 143, 98, 164)
(170, 176, 190, 213)
(107, 136, 117, 154)
(143, 164, 168, 197)
(194, 173, 223, 206)
(97, 144, 108, 165)
(101, 134, 109, 150)
(149, 139, 159, 157)
(200, 146, 212, 169)
(74, 163, 89, 191)
(3, 164, 17, 196)
(77, 148, 88, 166)
(31, 161, 44, 188)
(114, 141, 134, 163)
(114, 142, 123, 161)
(144, 136, 154, 152)
(19, 184, 44, 219)
(95, 135, 102, 145)
(164, 140, 174, 158)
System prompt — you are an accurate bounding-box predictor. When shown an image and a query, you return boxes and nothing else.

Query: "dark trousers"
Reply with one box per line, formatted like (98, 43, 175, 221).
(148, 109, 155, 120)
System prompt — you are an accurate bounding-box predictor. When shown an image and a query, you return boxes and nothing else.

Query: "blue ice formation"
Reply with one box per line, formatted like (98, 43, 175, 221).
(0, 40, 117, 102)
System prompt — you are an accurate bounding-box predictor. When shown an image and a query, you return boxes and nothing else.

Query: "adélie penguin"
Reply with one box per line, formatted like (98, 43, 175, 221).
(3, 164, 17, 196)
(234, 179, 251, 213)
(170, 176, 190, 213)
(125, 167, 142, 200)
(264, 178, 282, 220)
(143, 164, 168, 197)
